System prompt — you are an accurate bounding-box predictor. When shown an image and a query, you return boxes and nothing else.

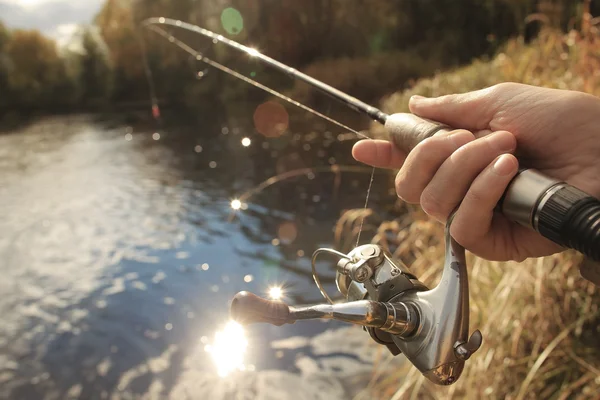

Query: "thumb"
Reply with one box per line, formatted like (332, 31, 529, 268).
(408, 85, 503, 131)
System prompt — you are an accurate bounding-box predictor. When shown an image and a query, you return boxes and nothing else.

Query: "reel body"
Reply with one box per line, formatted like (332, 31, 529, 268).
(230, 219, 482, 385)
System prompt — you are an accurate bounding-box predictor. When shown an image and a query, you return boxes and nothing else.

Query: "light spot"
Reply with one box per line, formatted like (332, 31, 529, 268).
(201, 263, 209, 271)
(307, 172, 315, 180)
(247, 48, 260, 57)
(271, 238, 280, 246)
(197, 71, 204, 78)
(152, 132, 160, 141)
(222, 275, 230, 284)
(209, 161, 217, 168)
(132, 281, 147, 291)
(194, 145, 203, 153)
(159, 17, 165, 23)
(269, 286, 283, 300)
(205, 321, 247, 377)
(231, 199, 241, 210)
(211, 285, 219, 292)
(163, 297, 175, 305)
(297, 249, 305, 257)
(241, 137, 251, 147)
(277, 221, 297, 244)
(303, 144, 311, 151)
(221, 127, 229, 135)
(152, 271, 166, 283)
(125, 133, 133, 141)
(165, 323, 173, 331)
(243, 274, 253, 283)
(312, 195, 320, 203)
(253, 101, 289, 138)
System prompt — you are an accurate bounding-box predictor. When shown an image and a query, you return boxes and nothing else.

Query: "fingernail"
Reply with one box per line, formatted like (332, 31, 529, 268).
(489, 131, 516, 152)
(493, 154, 517, 176)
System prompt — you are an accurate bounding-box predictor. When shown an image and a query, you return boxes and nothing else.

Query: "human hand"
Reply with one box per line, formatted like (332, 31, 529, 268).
(353, 83, 600, 261)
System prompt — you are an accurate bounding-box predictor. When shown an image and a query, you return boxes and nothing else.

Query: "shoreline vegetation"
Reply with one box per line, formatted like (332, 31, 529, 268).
(350, 6, 600, 399)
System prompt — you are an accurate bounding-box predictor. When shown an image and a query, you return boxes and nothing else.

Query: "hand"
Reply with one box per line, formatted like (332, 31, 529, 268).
(353, 83, 600, 261)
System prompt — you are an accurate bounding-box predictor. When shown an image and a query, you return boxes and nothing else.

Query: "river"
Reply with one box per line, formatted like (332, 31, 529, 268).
(0, 112, 399, 399)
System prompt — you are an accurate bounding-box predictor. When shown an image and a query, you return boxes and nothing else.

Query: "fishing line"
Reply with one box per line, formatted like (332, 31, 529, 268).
(141, 20, 376, 244)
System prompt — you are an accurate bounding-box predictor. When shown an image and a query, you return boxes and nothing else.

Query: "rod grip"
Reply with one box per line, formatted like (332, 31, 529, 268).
(384, 113, 451, 151)
(230, 291, 291, 326)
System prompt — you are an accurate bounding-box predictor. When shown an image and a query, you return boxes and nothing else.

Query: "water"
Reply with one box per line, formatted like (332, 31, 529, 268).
(0, 114, 396, 399)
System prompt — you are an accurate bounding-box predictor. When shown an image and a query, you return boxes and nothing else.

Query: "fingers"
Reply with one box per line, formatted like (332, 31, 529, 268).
(449, 154, 519, 258)
(420, 130, 517, 221)
(408, 82, 527, 131)
(395, 129, 475, 203)
(352, 139, 407, 169)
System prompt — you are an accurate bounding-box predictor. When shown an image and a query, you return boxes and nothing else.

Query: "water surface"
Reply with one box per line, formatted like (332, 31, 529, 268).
(0, 113, 395, 399)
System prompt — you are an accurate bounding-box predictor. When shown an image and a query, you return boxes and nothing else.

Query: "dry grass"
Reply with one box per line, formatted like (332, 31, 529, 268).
(335, 4, 600, 399)
(336, 204, 600, 400)
(374, 5, 600, 120)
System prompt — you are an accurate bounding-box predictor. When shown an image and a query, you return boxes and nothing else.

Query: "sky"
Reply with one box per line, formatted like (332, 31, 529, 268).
(0, 0, 104, 45)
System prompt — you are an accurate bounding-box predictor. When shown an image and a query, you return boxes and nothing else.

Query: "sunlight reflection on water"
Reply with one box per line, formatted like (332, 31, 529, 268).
(205, 321, 248, 377)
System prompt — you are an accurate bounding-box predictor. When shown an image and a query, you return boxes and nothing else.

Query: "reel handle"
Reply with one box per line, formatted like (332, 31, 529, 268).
(230, 291, 419, 336)
(230, 291, 291, 326)
(385, 113, 600, 264)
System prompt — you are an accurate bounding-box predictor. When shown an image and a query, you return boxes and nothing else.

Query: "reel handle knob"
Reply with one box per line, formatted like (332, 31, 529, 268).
(230, 291, 291, 326)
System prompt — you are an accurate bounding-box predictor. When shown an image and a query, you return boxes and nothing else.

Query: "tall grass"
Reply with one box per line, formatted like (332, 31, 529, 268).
(342, 3, 600, 398)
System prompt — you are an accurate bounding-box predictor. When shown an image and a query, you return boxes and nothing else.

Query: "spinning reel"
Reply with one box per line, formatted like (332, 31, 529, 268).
(230, 215, 482, 386)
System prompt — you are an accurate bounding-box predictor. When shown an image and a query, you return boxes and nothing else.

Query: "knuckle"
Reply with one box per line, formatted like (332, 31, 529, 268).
(449, 140, 474, 163)
(420, 190, 443, 217)
(413, 137, 438, 156)
(395, 172, 417, 203)
(491, 81, 519, 94)
(449, 219, 477, 248)
(464, 186, 487, 205)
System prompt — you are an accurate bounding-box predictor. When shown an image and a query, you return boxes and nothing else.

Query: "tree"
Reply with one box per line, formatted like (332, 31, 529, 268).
(4, 29, 66, 109)
(79, 27, 114, 106)
(0, 21, 11, 109)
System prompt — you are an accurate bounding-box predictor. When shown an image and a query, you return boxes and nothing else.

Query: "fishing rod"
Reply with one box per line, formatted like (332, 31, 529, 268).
(142, 18, 600, 386)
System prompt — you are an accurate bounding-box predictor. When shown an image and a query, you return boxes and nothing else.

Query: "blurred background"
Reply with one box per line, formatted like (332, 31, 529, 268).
(1, 0, 600, 399)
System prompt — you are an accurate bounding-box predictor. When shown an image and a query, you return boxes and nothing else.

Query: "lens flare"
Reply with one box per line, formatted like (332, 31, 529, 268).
(220, 7, 244, 35)
(205, 321, 248, 377)
(253, 101, 289, 138)
(268, 286, 283, 300)
(231, 199, 242, 210)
